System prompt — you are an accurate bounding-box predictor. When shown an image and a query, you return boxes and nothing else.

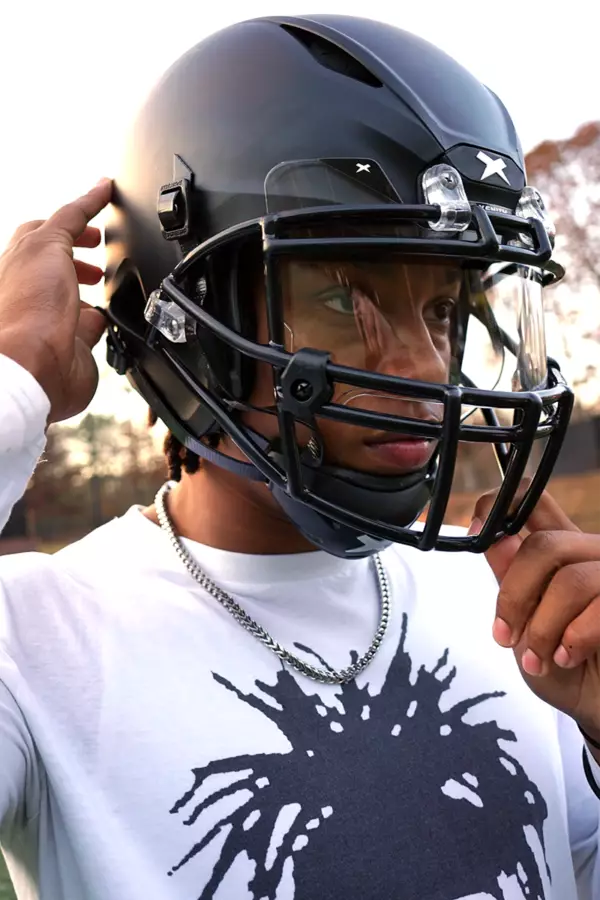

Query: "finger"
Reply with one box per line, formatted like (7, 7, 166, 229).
(558, 595, 600, 670)
(73, 226, 102, 249)
(76, 307, 107, 349)
(521, 488, 580, 535)
(474, 479, 580, 586)
(7, 221, 101, 254)
(518, 561, 600, 675)
(73, 259, 105, 285)
(473, 479, 579, 536)
(40, 179, 113, 245)
(494, 531, 600, 648)
(471, 478, 532, 525)
(471, 485, 525, 586)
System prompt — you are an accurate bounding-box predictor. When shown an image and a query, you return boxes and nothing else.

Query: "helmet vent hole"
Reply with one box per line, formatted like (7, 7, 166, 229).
(280, 25, 383, 88)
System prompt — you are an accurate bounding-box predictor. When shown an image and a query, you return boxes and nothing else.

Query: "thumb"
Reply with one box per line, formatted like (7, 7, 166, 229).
(484, 533, 523, 585)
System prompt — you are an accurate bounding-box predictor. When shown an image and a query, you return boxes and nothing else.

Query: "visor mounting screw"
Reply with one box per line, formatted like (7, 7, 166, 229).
(441, 171, 458, 189)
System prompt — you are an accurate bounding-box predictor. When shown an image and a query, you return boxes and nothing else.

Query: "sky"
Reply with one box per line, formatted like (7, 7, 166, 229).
(0, 0, 598, 422)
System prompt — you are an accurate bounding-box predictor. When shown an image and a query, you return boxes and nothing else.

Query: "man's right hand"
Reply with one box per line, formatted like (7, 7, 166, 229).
(0, 179, 113, 424)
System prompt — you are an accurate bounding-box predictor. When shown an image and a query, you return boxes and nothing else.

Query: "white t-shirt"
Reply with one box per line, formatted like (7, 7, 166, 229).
(0, 351, 600, 900)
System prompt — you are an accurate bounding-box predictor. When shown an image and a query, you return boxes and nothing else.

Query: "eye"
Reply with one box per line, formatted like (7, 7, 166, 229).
(322, 288, 356, 315)
(426, 297, 456, 327)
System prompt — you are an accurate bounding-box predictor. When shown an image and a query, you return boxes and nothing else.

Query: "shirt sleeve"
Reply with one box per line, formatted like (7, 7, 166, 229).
(0, 353, 50, 534)
(558, 711, 600, 898)
(0, 647, 41, 836)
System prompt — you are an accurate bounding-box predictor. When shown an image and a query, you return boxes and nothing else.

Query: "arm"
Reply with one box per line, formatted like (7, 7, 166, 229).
(0, 181, 112, 540)
(0, 355, 50, 534)
(0, 642, 42, 900)
(0, 658, 40, 837)
(0, 179, 111, 848)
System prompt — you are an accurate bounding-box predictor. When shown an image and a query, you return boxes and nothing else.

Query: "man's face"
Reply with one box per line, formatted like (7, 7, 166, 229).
(245, 255, 462, 477)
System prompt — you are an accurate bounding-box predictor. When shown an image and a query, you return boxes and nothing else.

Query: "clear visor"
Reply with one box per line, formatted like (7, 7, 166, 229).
(265, 157, 402, 211)
(280, 256, 547, 395)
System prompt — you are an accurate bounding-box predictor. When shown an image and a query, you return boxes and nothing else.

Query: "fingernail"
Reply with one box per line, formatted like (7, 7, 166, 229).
(468, 516, 482, 536)
(492, 617, 513, 647)
(522, 649, 543, 676)
(95, 177, 111, 187)
(553, 645, 574, 668)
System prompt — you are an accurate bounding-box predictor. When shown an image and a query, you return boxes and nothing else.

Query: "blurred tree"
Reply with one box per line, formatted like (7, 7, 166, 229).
(18, 414, 166, 545)
(68, 414, 122, 527)
(25, 425, 82, 539)
(525, 122, 600, 411)
(526, 121, 600, 294)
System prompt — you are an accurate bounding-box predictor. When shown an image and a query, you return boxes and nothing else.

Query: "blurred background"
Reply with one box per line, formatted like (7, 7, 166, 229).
(0, 1, 599, 894)
(0, 0, 599, 564)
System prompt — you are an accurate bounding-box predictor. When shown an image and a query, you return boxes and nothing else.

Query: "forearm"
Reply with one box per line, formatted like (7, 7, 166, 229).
(0, 354, 50, 533)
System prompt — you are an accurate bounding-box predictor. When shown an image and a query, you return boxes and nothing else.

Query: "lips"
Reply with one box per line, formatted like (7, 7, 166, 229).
(364, 438, 436, 471)
(364, 421, 440, 472)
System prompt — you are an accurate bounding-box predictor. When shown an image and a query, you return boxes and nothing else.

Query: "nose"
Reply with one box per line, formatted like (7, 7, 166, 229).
(378, 337, 447, 384)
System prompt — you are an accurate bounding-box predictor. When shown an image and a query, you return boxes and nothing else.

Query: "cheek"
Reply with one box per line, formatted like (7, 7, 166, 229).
(245, 362, 313, 447)
(314, 414, 358, 454)
(440, 337, 453, 375)
(248, 360, 274, 405)
(244, 361, 276, 436)
(433, 335, 453, 371)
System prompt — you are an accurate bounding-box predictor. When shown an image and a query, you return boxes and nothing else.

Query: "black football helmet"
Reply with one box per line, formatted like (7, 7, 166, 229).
(104, 14, 573, 558)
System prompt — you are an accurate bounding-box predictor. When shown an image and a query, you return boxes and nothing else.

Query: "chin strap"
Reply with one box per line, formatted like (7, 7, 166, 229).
(190, 438, 265, 481)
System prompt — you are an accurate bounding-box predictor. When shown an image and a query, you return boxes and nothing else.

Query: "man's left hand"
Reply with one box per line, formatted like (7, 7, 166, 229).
(471, 487, 600, 740)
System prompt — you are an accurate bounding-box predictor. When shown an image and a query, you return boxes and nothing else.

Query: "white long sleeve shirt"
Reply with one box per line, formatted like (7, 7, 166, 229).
(1, 351, 600, 900)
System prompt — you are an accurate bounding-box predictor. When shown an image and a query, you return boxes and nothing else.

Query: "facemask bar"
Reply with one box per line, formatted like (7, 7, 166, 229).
(257, 203, 553, 266)
(137, 200, 572, 552)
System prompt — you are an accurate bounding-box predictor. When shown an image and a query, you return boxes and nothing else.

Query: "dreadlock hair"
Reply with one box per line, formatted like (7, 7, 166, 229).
(147, 408, 220, 483)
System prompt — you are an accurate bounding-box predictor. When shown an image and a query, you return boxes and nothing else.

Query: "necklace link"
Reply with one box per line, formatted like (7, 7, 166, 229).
(155, 482, 391, 684)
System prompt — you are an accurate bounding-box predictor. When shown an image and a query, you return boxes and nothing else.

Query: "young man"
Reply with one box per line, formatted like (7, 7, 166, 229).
(2, 14, 600, 900)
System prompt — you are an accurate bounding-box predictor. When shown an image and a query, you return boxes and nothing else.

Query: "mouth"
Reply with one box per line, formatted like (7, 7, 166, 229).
(364, 428, 439, 472)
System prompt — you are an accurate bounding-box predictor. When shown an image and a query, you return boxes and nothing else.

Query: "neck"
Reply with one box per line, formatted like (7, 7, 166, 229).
(143, 463, 317, 555)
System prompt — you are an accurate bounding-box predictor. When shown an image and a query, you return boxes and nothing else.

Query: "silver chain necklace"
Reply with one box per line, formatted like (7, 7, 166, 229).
(154, 481, 392, 684)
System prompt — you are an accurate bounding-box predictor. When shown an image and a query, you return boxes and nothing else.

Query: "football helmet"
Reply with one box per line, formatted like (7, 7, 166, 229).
(104, 15, 573, 558)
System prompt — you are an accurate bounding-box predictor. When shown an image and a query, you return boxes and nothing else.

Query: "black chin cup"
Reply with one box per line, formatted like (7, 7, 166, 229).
(268, 448, 436, 558)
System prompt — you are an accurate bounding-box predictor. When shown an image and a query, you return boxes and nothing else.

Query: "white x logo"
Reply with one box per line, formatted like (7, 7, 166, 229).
(356, 162, 371, 173)
(476, 151, 509, 185)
